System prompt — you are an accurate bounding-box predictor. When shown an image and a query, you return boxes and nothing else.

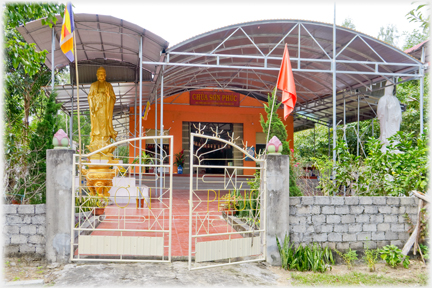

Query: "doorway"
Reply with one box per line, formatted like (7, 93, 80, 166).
(190, 122, 233, 174)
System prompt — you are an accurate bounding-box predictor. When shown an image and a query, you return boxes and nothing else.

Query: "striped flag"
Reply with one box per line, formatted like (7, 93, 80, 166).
(142, 101, 151, 120)
(60, 3, 75, 62)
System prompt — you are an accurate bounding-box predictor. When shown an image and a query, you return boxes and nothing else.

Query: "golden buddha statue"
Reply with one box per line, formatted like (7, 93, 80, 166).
(87, 66, 118, 158)
(82, 66, 119, 198)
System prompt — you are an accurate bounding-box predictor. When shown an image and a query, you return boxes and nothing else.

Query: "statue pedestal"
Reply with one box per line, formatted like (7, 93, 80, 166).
(74, 176, 149, 204)
(108, 177, 149, 204)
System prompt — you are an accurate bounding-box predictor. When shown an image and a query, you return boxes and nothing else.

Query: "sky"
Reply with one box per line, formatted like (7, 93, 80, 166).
(73, 0, 425, 49)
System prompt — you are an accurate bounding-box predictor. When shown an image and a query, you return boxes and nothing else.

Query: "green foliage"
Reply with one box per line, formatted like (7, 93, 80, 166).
(75, 195, 100, 213)
(379, 245, 410, 268)
(406, 2, 430, 33)
(276, 234, 334, 273)
(341, 18, 356, 29)
(221, 187, 260, 226)
(363, 240, 379, 272)
(174, 149, 185, 167)
(115, 145, 130, 163)
(404, 207, 428, 245)
(290, 271, 428, 286)
(132, 152, 154, 165)
(260, 88, 302, 196)
(402, 29, 429, 51)
(334, 248, 358, 270)
(260, 88, 288, 147)
(4, 3, 65, 76)
(312, 130, 428, 196)
(27, 92, 61, 203)
(377, 24, 400, 47)
(419, 244, 429, 260)
(4, 3, 66, 204)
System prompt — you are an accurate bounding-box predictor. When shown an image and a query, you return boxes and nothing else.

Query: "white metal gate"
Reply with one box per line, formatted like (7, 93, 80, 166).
(188, 127, 266, 270)
(71, 136, 173, 262)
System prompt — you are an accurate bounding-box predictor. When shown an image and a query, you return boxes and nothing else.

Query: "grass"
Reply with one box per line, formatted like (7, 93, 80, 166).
(290, 271, 428, 286)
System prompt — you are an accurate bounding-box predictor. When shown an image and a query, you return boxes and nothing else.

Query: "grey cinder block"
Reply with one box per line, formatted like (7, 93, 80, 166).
(341, 215, 356, 224)
(345, 197, 359, 205)
(363, 224, 377, 232)
(335, 206, 349, 214)
(364, 206, 378, 214)
(327, 215, 341, 224)
(386, 197, 400, 205)
(11, 234, 27, 244)
(18, 205, 35, 214)
(301, 197, 314, 205)
(371, 232, 385, 241)
(334, 224, 348, 233)
(321, 206, 335, 214)
(372, 197, 386, 205)
(20, 225, 37, 235)
(377, 223, 390, 231)
(356, 214, 370, 223)
(342, 234, 356, 242)
(331, 197, 344, 205)
(313, 233, 327, 242)
(359, 197, 373, 205)
(350, 206, 364, 214)
(290, 197, 301, 205)
(3, 205, 17, 214)
(35, 204, 46, 214)
(315, 197, 331, 205)
(348, 224, 362, 233)
(328, 233, 342, 242)
(400, 197, 415, 205)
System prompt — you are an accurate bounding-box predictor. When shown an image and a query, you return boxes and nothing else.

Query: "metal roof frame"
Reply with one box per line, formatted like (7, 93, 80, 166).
(19, 15, 426, 159)
(140, 19, 424, 134)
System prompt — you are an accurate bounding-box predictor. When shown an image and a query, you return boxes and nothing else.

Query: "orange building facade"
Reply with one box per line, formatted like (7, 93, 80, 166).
(129, 90, 293, 176)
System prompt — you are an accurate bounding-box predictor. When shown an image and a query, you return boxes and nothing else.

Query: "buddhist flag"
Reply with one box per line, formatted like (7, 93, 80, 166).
(60, 3, 75, 62)
(277, 44, 297, 120)
(142, 101, 151, 120)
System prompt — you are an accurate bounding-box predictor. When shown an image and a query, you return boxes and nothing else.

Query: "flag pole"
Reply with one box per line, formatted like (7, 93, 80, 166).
(73, 28, 83, 198)
(266, 87, 277, 146)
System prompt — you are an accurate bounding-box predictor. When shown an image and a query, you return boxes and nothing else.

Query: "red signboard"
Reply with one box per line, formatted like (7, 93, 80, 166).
(190, 91, 240, 107)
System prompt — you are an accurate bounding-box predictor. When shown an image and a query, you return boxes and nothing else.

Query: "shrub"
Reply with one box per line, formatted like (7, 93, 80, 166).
(363, 240, 379, 272)
(276, 234, 334, 273)
(379, 245, 410, 268)
(334, 248, 358, 269)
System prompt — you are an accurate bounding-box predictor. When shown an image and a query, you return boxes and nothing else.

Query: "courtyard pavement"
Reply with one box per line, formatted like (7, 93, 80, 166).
(48, 261, 286, 287)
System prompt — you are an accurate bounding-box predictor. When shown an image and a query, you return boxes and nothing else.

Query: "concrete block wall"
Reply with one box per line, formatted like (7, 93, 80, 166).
(3, 204, 46, 258)
(289, 196, 419, 251)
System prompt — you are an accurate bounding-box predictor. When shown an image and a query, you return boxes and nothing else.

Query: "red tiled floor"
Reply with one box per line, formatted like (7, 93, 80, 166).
(75, 188, 243, 257)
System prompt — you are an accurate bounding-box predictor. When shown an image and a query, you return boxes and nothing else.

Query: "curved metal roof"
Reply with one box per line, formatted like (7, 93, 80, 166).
(19, 17, 425, 134)
(17, 13, 169, 73)
(160, 19, 423, 130)
(18, 13, 169, 141)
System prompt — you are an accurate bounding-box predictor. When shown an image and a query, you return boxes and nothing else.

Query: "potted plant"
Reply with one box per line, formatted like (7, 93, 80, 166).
(174, 149, 185, 174)
(94, 197, 108, 216)
(132, 151, 154, 173)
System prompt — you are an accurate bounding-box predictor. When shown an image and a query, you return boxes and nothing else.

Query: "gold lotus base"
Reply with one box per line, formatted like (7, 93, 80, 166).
(81, 159, 119, 198)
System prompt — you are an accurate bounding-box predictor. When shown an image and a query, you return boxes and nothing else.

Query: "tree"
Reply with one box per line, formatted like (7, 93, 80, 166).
(4, 3, 64, 140)
(260, 88, 289, 153)
(402, 29, 429, 51)
(3, 3, 65, 203)
(28, 92, 62, 203)
(377, 24, 400, 47)
(341, 18, 356, 30)
(406, 2, 430, 33)
(260, 89, 302, 196)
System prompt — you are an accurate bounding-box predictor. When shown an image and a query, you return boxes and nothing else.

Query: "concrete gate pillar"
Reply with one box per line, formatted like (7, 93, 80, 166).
(265, 154, 290, 265)
(46, 149, 74, 263)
